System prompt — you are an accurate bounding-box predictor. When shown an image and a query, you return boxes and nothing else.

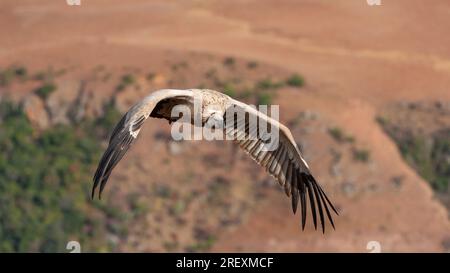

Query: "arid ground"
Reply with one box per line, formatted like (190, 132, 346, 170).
(0, 0, 449, 252)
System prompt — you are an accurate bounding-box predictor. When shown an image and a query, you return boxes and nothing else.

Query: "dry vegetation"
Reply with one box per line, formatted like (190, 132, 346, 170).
(377, 102, 450, 205)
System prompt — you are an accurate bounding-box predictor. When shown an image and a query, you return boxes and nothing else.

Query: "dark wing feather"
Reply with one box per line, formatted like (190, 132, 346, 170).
(92, 113, 146, 199)
(224, 102, 338, 232)
(304, 176, 318, 230)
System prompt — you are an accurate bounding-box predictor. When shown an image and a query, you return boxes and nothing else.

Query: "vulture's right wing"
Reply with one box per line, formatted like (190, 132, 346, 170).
(223, 99, 338, 232)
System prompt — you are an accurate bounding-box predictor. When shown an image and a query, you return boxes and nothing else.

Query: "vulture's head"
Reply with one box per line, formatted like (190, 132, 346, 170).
(203, 106, 225, 129)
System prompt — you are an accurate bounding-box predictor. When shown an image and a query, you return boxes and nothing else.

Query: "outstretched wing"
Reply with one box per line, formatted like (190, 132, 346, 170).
(92, 89, 194, 199)
(224, 100, 338, 232)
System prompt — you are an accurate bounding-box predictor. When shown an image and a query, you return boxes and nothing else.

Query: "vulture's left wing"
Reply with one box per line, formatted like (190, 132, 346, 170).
(223, 99, 338, 232)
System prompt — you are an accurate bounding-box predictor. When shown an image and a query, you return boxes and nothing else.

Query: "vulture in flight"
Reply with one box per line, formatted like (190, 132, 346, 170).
(93, 89, 338, 232)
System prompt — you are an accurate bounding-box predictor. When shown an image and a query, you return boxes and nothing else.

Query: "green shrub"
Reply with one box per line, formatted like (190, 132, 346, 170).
(223, 57, 235, 67)
(96, 100, 122, 135)
(0, 100, 141, 252)
(186, 235, 216, 252)
(122, 74, 135, 84)
(238, 88, 254, 100)
(14, 66, 27, 78)
(375, 115, 389, 126)
(352, 148, 370, 162)
(33, 72, 47, 81)
(186, 228, 217, 252)
(431, 134, 450, 190)
(0, 70, 14, 86)
(204, 68, 217, 79)
(379, 118, 449, 192)
(154, 184, 172, 199)
(399, 133, 449, 191)
(328, 127, 354, 143)
(247, 61, 258, 69)
(116, 74, 136, 92)
(146, 73, 155, 81)
(286, 74, 304, 87)
(34, 83, 57, 100)
(256, 92, 273, 105)
(0, 66, 28, 86)
(163, 241, 179, 251)
(32, 68, 58, 82)
(256, 78, 283, 90)
(222, 82, 236, 97)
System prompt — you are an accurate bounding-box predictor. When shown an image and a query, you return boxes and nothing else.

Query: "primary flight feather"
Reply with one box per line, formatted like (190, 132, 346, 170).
(92, 89, 338, 232)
